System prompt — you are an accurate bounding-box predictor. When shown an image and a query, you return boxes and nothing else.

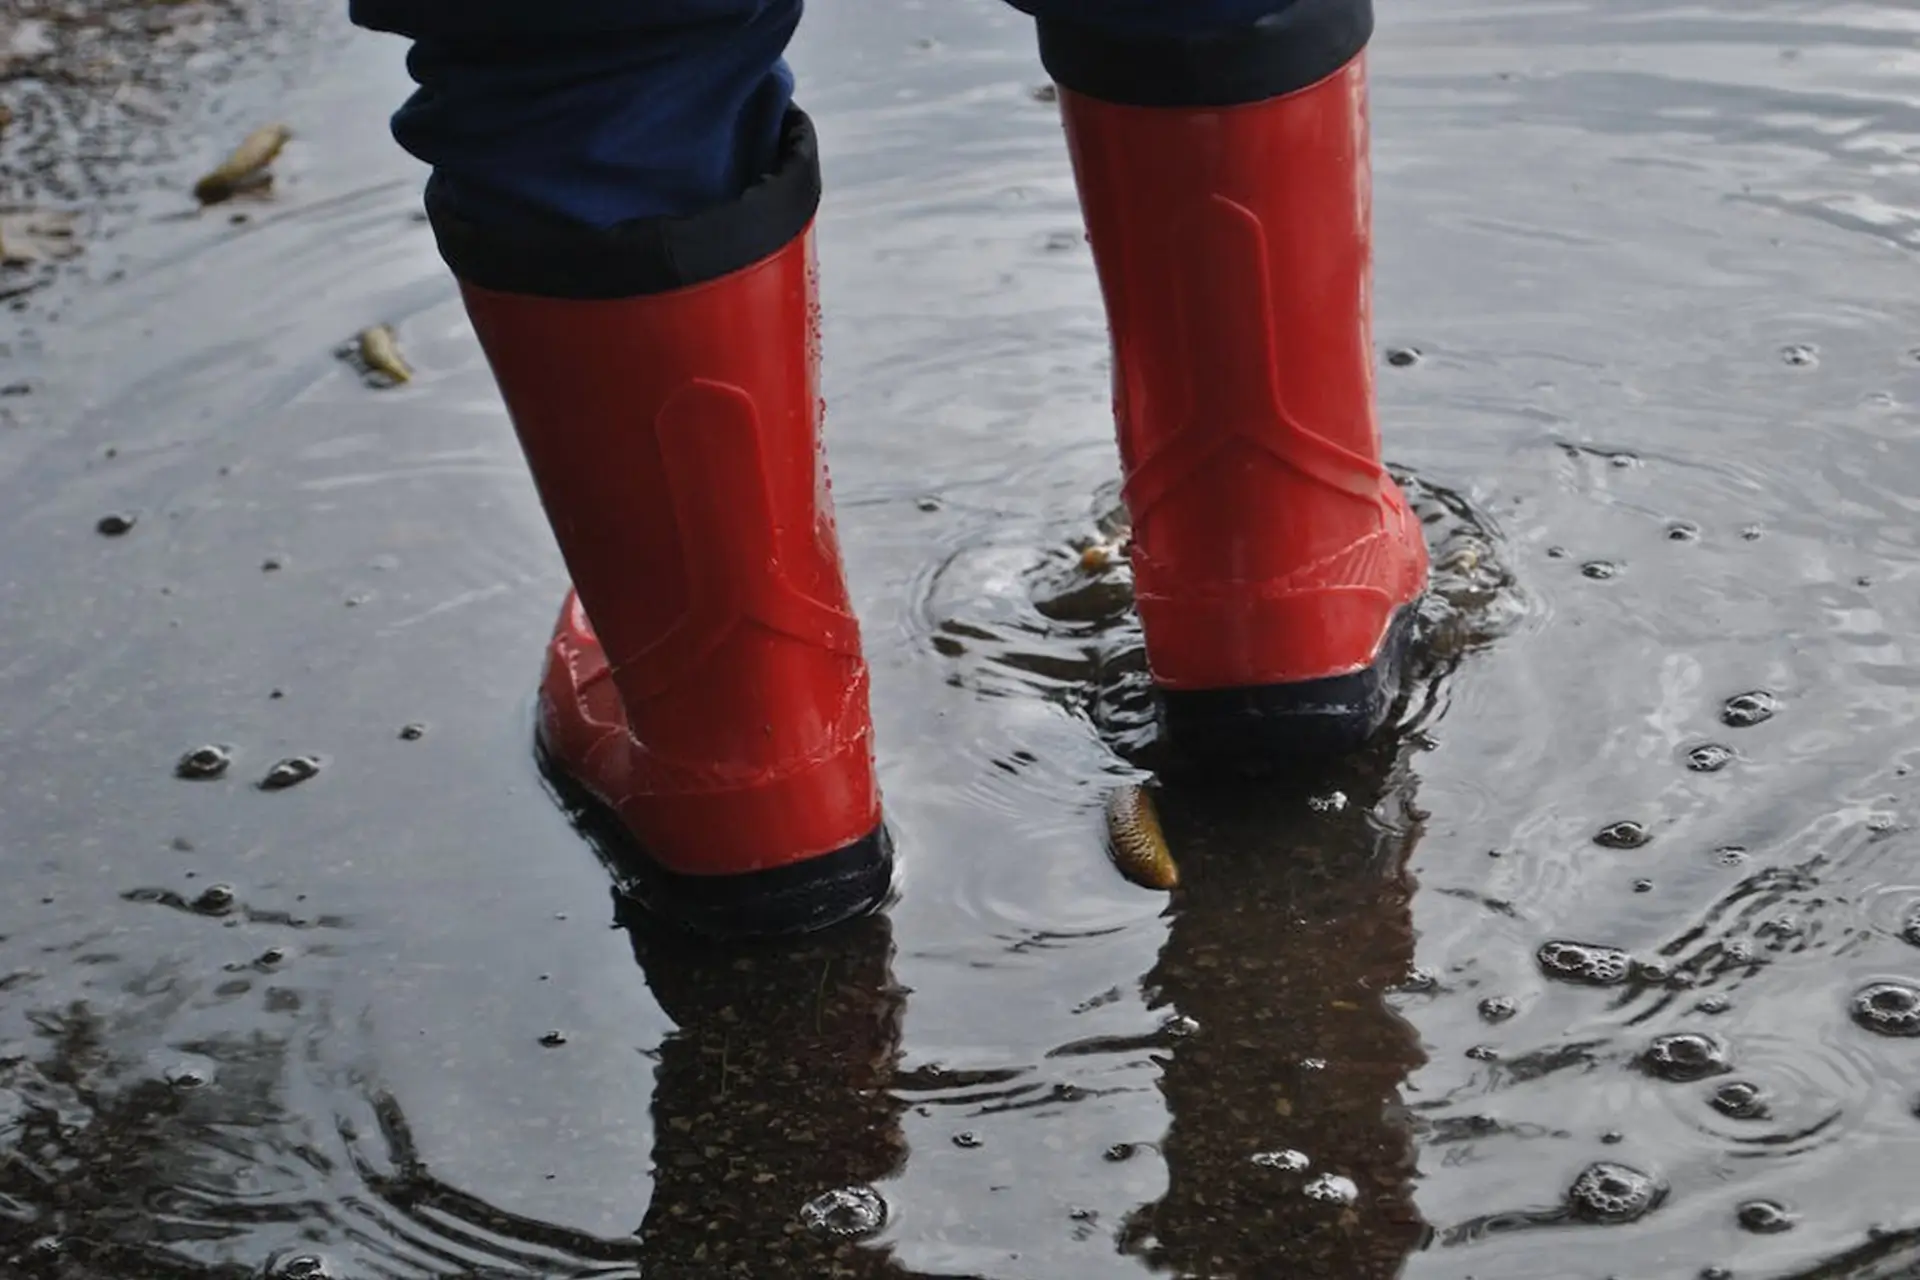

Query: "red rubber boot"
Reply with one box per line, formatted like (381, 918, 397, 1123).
(1038, 4, 1429, 763)
(426, 111, 891, 937)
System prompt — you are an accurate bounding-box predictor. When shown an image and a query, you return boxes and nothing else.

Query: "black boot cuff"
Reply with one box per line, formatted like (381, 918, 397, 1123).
(1037, 0, 1372, 109)
(426, 107, 822, 300)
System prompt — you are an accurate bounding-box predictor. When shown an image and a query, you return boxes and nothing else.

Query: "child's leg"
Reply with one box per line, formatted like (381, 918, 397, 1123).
(353, 1, 891, 938)
(1011, 0, 1429, 763)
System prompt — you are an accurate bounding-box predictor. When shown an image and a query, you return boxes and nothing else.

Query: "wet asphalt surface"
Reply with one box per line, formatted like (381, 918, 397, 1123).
(4, 1, 1920, 1277)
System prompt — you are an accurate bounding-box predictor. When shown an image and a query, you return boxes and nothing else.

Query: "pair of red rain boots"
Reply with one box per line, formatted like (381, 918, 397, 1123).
(427, 17, 1428, 938)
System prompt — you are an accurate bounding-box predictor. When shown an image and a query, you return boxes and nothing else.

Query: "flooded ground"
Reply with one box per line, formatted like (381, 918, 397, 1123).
(4, 0, 1920, 1276)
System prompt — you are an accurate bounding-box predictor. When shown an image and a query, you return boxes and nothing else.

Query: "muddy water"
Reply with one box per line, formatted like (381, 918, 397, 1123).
(4, 1, 1920, 1277)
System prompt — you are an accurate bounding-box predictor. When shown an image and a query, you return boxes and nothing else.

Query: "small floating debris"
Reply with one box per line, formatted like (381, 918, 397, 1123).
(353, 324, 412, 387)
(174, 744, 231, 780)
(193, 123, 290, 204)
(1780, 343, 1818, 367)
(96, 512, 136, 536)
(1079, 542, 1119, 572)
(1031, 83, 1058, 103)
(258, 755, 321, 791)
(0, 208, 80, 266)
(538, 1030, 568, 1048)
(1581, 559, 1620, 581)
(1104, 784, 1178, 890)
(398, 723, 426, 741)
(1385, 346, 1422, 368)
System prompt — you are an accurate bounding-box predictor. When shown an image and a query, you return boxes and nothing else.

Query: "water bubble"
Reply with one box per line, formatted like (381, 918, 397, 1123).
(1639, 1032, 1729, 1082)
(1545, 545, 1568, 559)
(164, 1065, 209, 1089)
(1103, 1142, 1137, 1163)
(1900, 912, 1920, 947)
(952, 1131, 981, 1149)
(1600, 1131, 1624, 1145)
(1030, 83, 1058, 103)
(1581, 560, 1621, 580)
(1780, 343, 1818, 367)
(398, 723, 426, 741)
(1251, 1149, 1309, 1171)
(1740, 524, 1763, 541)
(191, 884, 236, 916)
(1396, 967, 1439, 994)
(1566, 1162, 1664, 1223)
(1709, 1080, 1769, 1120)
(96, 512, 136, 536)
(1386, 346, 1421, 368)
(268, 1253, 336, 1280)
(258, 756, 321, 790)
(1609, 452, 1640, 469)
(175, 744, 232, 780)
(1308, 790, 1348, 813)
(1537, 941, 1633, 986)
(538, 1030, 568, 1048)
(257, 946, 285, 966)
(1716, 846, 1750, 867)
(1465, 1044, 1499, 1061)
(799, 1185, 887, 1238)
(1737, 1200, 1795, 1234)
(1850, 981, 1920, 1037)
(1687, 744, 1736, 773)
(262, 556, 283, 571)
(1721, 691, 1778, 728)
(1303, 1173, 1359, 1204)
(1594, 820, 1651, 850)
(1633, 878, 1655, 894)
(1667, 521, 1701, 542)
(1068, 1206, 1097, 1222)
(1701, 1269, 1732, 1280)
(1478, 996, 1518, 1023)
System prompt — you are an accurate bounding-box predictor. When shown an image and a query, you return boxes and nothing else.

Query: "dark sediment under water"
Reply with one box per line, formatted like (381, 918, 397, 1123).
(3, 1, 1920, 1276)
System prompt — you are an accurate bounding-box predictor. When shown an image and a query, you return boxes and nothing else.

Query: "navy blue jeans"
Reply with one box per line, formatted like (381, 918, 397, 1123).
(350, 0, 1327, 228)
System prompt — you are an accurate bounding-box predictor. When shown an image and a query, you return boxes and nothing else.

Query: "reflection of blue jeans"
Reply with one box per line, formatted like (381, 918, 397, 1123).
(349, 0, 1334, 228)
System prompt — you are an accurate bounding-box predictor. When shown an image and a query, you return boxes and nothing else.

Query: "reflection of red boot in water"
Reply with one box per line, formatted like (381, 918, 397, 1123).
(1041, 12, 1431, 761)
(439, 115, 891, 939)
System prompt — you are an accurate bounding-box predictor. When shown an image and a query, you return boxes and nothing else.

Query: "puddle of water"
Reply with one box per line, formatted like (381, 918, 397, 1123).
(4, 0, 1920, 1277)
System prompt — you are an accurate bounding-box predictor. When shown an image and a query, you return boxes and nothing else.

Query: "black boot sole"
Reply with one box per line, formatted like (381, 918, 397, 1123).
(1155, 605, 1419, 768)
(535, 743, 896, 942)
